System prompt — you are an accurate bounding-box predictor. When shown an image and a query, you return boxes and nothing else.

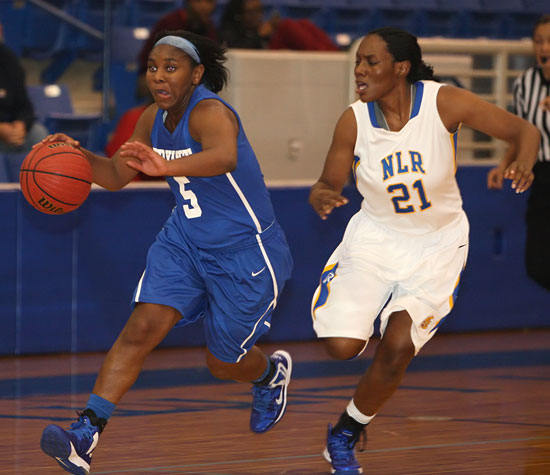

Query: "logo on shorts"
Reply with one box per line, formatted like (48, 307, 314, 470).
(420, 316, 434, 329)
(251, 267, 266, 277)
(322, 272, 335, 285)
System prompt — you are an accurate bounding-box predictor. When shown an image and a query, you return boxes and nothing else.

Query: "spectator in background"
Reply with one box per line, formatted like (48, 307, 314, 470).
(136, 0, 218, 99)
(104, 93, 160, 180)
(104, 104, 149, 158)
(0, 21, 47, 179)
(219, 0, 339, 51)
(488, 14, 550, 291)
(105, 104, 160, 181)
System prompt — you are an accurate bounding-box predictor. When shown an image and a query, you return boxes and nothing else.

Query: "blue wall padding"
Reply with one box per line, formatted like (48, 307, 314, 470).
(0, 166, 548, 355)
(0, 191, 18, 354)
(452, 167, 548, 331)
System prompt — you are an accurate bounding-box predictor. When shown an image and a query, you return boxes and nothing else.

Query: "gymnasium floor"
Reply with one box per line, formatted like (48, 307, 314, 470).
(1, 329, 549, 474)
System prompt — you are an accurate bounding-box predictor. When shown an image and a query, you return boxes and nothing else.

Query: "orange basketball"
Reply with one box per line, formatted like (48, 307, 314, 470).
(19, 142, 92, 215)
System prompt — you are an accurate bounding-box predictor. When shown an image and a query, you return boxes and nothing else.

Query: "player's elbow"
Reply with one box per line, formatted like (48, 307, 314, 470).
(509, 120, 540, 153)
(97, 181, 120, 192)
(104, 183, 123, 192)
(521, 121, 541, 143)
(222, 153, 237, 173)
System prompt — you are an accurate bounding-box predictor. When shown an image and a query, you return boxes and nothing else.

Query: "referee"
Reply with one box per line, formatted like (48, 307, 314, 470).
(488, 14, 550, 291)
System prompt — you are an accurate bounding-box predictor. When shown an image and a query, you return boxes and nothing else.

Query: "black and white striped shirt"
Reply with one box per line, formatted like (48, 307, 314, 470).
(513, 65, 550, 162)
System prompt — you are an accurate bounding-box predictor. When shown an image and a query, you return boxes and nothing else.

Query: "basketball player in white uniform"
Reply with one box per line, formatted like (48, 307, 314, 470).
(309, 27, 540, 474)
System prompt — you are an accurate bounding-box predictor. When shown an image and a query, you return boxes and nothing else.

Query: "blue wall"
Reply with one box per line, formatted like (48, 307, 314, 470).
(1, 166, 548, 356)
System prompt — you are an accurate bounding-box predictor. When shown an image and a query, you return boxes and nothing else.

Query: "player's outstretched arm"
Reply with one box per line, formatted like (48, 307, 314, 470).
(34, 132, 136, 191)
(123, 100, 238, 178)
(35, 105, 157, 191)
(310, 107, 356, 220)
(438, 85, 540, 193)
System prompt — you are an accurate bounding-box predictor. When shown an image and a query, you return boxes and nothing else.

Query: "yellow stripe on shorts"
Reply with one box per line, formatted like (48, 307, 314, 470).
(312, 262, 339, 317)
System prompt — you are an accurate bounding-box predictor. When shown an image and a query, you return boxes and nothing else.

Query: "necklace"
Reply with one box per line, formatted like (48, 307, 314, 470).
(379, 84, 414, 131)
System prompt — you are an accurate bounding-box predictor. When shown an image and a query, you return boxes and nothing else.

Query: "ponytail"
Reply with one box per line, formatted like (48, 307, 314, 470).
(368, 27, 435, 83)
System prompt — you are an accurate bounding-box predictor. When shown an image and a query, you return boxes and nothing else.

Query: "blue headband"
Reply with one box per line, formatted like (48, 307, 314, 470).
(154, 36, 201, 64)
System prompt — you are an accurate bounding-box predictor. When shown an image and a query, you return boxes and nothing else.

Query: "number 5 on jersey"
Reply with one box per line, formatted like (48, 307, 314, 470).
(175, 176, 202, 218)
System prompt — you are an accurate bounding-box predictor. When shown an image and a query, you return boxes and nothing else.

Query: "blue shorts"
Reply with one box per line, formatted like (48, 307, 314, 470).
(132, 218, 293, 363)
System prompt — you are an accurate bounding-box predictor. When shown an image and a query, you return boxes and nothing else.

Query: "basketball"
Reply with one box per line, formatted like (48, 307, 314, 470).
(19, 142, 92, 215)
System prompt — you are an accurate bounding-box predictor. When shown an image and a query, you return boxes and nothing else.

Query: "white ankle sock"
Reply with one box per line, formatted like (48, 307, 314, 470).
(346, 399, 375, 425)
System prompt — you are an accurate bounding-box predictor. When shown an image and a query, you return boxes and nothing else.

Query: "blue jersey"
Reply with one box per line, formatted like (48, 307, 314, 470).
(150, 85, 276, 249)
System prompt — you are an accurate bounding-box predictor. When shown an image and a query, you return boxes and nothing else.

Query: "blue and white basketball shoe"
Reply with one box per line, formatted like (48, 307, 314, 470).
(324, 424, 364, 474)
(41, 410, 105, 475)
(250, 349, 292, 433)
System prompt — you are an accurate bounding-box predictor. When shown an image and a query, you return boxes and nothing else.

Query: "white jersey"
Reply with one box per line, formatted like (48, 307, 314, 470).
(351, 80, 464, 234)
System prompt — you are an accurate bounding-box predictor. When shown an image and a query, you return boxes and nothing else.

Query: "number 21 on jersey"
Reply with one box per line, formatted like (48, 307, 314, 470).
(387, 179, 431, 214)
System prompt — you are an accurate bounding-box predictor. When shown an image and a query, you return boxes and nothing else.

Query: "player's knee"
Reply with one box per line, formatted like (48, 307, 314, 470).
(119, 304, 180, 347)
(205, 352, 233, 380)
(119, 319, 155, 346)
(376, 338, 415, 376)
(119, 311, 162, 347)
(206, 362, 226, 380)
(324, 337, 368, 360)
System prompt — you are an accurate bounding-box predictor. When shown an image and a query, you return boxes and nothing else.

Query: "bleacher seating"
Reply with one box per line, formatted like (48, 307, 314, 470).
(278, 0, 329, 30)
(26, 84, 102, 150)
(109, 25, 150, 121)
(426, 0, 478, 38)
(327, 1, 374, 42)
(370, 0, 430, 36)
(127, 0, 182, 27)
(2, 0, 546, 58)
(484, 0, 542, 39)
(524, 0, 548, 11)
(0, 0, 25, 56)
(71, 0, 125, 61)
(0, 0, 546, 156)
(18, 0, 74, 60)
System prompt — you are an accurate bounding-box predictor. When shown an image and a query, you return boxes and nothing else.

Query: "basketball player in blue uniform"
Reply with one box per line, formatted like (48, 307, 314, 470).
(309, 27, 540, 474)
(39, 31, 293, 475)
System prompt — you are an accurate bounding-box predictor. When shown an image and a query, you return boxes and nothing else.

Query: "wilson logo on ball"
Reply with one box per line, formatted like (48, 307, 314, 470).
(37, 197, 65, 214)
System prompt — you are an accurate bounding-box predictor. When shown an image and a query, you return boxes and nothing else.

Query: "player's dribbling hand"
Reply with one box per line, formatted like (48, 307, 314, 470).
(121, 141, 168, 176)
(35, 133, 81, 149)
(309, 187, 349, 220)
(504, 160, 534, 193)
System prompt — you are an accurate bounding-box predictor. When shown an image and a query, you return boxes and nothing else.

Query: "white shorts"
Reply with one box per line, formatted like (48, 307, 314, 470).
(311, 210, 469, 354)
